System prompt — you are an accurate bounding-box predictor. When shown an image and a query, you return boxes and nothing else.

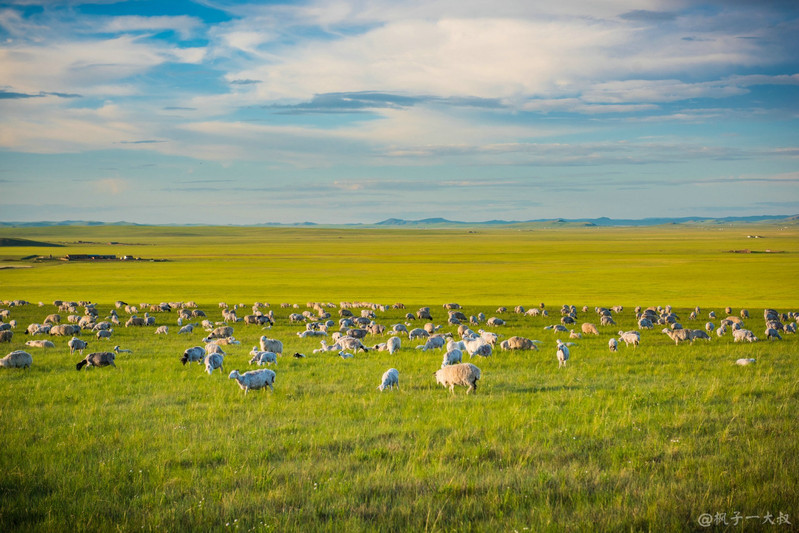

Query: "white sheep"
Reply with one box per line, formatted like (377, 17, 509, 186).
(178, 324, 194, 334)
(68, 337, 88, 355)
(478, 329, 499, 345)
(765, 327, 783, 341)
(735, 358, 756, 366)
(377, 368, 399, 391)
(416, 335, 447, 351)
(113, 345, 132, 354)
(76, 351, 115, 370)
(205, 343, 226, 355)
(386, 336, 401, 355)
(203, 353, 224, 375)
(446, 339, 466, 352)
(434, 363, 481, 395)
(618, 330, 640, 348)
(556, 340, 570, 368)
(249, 349, 277, 366)
(25, 339, 55, 349)
(608, 338, 618, 352)
(0, 350, 32, 369)
(96, 329, 113, 340)
(441, 349, 463, 368)
(408, 328, 429, 340)
(733, 329, 758, 343)
(462, 337, 491, 358)
(155, 325, 169, 335)
(259, 336, 284, 356)
(336, 336, 368, 353)
(662, 328, 691, 345)
(338, 351, 354, 359)
(229, 369, 275, 394)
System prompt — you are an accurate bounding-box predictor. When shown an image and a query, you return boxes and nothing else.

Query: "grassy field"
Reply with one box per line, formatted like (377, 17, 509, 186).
(0, 224, 798, 532)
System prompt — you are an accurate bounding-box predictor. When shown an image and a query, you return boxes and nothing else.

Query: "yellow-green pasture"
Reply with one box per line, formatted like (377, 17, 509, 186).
(1, 223, 797, 306)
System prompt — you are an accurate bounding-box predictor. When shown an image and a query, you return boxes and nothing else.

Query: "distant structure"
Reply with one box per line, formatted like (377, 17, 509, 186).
(62, 254, 117, 261)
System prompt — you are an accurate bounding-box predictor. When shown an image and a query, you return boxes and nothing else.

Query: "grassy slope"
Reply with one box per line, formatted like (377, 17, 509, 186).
(0, 224, 797, 532)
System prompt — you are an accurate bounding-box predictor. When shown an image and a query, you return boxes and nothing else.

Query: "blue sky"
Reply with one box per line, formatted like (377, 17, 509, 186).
(0, 0, 797, 224)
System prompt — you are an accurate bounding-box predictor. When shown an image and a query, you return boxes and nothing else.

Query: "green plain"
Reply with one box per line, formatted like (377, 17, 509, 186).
(0, 223, 797, 532)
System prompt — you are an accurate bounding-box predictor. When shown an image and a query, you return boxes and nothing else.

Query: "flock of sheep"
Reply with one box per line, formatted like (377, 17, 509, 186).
(1, 299, 796, 392)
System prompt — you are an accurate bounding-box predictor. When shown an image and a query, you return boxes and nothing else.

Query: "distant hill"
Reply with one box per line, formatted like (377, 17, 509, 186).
(0, 237, 63, 247)
(0, 215, 795, 228)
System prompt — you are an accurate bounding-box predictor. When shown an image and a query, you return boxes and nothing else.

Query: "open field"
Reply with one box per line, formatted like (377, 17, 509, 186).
(1, 224, 798, 532)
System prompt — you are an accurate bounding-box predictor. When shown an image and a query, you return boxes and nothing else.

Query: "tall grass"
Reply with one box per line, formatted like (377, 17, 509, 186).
(1, 300, 797, 532)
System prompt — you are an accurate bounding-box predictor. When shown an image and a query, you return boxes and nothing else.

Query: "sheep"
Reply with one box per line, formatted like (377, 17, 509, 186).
(499, 336, 539, 351)
(293, 352, 306, 358)
(249, 349, 277, 366)
(125, 316, 145, 327)
(688, 329, 711, 342)
(662, 328, 691, 345)
(705, 322, 714, 332)
(0, 350, 32, 369)
(408, 328, 429, 340)
(76, 352, 116, 370)
(201, 353, 224, 375)
(600, 315, 616, 326)
(765, 327, 783, 341)
(556, 340, 570, 368)
(155, 325, 169, 335)
(205, 343, 226, 355)
(386, 336, 401, 355)
(377, 368, 399, 391)
(735, 358, 756, 366)
(716, 325, 727, 337)
(434, 363, 481, 395)
(0, 330, 12, 343)
(637, 318, 654, 330)
(113, 345, 132, 354)
(258, 336, 284, 356)
(207, 326, 234, 339)
(416, 335, 447, 351)
(478, 329, 499, 345)
(181, 346, 206, 365)
(317, 341, 342, 353)
(618, 330, 640, 348)
(446, 339, 467, 352)
(338, 351, 354, 360)
(336, 336, 369, 353)
(391, 324, 408, 335)
(178, 324, 194, 334)
(569, 330, 582, 339)
(68, 337, 88, 355)
(441, 349, 463, 368)
(462, 337, 492, 358)
(229, 368, 275, 394)
(608, 338, 618, 352)
(581, 323, 599, 335)
(733, 329, 758, 343)
(204, 336, 240, 346)
(486, 317, 505, 327)
(25, 339, 55, 349)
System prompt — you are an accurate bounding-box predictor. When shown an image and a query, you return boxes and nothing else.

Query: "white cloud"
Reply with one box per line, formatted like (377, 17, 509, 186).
(101, 15, 203, 40)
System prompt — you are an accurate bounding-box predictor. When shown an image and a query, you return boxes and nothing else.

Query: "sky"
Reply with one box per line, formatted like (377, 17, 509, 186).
(0, 0, 798, 224)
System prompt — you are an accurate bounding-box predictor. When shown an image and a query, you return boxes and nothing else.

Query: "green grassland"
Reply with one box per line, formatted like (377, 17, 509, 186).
(0, 224, 798, 532)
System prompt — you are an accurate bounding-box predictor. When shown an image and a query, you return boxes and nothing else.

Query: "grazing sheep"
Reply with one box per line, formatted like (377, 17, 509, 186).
(377, 368, 399, 391)
(113, 345, 132, 354)
(338, 351, 354, 360)
(207, 326, 234, 339)
(434, 363, 481, 395)
(446, 339, 467, 352)
(463, 337, 493, 358)
(336, 336, 369, 353)
(204, 336, 240, 346)
(0, 350, 32, 369)
(637, 318, 654, 330)
(386, 336, 401, 355)
(478, 329, 499, 345)
(203, 353, 224, 375)
(416, 335, 447, 351)
(735, 358, 756, 366)
(181, 346, 206, 365)
(715, 325, 727, 337)
(662, 328, 691, 345)
(408, 328, 429, 340)
(486, 317, 505, 327)
(178, 324, 194, 334)
(0, 330, 13, 343)
(581, 323, 599, 335)
(258, 336, 284, 356)
(391, 324, 408, 335)
(688, 329, 711, 342)
(229, 369, 275, 394)
(68, 337, 88, 355)
(618, 330, 640, 348)
(556, 340, 570, 368)
(499, 336, 539, 351)
(600, 315, 616, 326)
(25, 339, 55, 349)
(441, 349, 463, 368)
(249, 349, 277, 366)
(205, 343, 225, 355)
(733, 329, 758, 343)
(765, 327, 782, 341)
(705, 322, 714, 332)
(76, 352, 116, 370)
(569, 330, 582, 339)
(608, 338, 618, 352)
(155, 325, 169, 335)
